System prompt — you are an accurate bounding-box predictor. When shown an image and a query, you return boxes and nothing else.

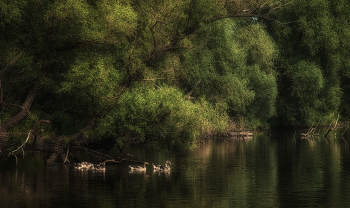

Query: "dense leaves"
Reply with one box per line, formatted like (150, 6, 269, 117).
(268, 0, 347, 125)
(1, 0, 350, 154)
(98, 86, 227, 150)
(182, 19, 278, 128)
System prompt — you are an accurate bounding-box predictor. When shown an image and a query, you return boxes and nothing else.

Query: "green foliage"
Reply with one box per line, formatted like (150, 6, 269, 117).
(97, 85, 228, 149)
(46, 0, 137, 41)
(60, 53, 126, 107)
(181, 19, 278, 129)
(288, 61, 324, 102)
(268, 0, 347, 125)
(3, 0, 350, 153)
(279, 61, 325, 125)
(244, 65, 278, 128)
(0, 0, 136, 136)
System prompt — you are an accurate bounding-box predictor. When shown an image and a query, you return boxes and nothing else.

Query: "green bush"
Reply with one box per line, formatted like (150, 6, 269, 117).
(97, 85, 228, 150)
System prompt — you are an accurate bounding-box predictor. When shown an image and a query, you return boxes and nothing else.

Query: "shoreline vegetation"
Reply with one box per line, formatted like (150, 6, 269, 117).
(1, 0, 350, 164)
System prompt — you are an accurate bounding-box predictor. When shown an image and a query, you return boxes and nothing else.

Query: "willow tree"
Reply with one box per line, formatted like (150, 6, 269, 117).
(0, 0, 138, 161)
(267, 0, 348, 125)
(176, 19, 278, 129)
(0, 0, 291, 162)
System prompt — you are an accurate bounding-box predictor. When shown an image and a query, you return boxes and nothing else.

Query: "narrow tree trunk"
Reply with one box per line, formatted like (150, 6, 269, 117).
(0, 85, 40, 151)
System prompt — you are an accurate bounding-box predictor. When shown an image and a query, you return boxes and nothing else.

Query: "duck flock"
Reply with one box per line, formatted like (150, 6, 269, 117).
(73, 161, 106, 171)
(73, 160, 171, 172)
(129, 160, 171, 172)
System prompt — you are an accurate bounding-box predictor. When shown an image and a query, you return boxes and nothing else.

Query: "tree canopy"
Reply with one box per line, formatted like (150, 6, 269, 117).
(0, 0, 349, 162)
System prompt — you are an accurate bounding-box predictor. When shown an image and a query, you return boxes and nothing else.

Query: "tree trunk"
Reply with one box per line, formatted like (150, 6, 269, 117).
(0, 85, 40, 151)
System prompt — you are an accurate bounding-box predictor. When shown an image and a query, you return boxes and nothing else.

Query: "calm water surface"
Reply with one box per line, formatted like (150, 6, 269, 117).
(1, 128, 350, 208)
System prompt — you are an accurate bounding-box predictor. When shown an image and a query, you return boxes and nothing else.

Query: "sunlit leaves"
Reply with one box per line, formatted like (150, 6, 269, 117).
(98, 86, 228, 149)
(60, 54, 125, 109)
(234, 24, 278, 73)
(4, 0, 350, 152)
(0, 0, 25, 24)
(45, 0, 137, 42)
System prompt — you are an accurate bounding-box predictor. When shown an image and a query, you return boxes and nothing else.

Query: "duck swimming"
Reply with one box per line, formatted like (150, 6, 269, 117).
(153, 160, 171, 171)
(93, 163, 106, 171)
(74, 162, 93, 170)
(129, 162, 149, 171)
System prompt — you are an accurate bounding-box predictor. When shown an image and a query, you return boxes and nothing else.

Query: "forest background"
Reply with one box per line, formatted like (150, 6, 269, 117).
(1, 0, 350, 162)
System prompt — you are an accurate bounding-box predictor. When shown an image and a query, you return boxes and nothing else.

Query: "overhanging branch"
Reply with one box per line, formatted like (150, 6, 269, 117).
(211, 0, 295, 24)
(0, 85, 41, 131)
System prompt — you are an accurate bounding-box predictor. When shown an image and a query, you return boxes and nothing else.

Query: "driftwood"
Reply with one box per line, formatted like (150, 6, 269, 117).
(301, 114, 349, 139)
(301, 122, 319, 138)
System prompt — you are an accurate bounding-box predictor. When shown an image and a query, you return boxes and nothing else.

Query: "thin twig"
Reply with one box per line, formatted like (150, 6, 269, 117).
(63, 145, 69, 164)
(342, 125, 349, 137)
(7, 131, 33, 164)
(1, 52, 22, 76)
(187, 76, 204, 100)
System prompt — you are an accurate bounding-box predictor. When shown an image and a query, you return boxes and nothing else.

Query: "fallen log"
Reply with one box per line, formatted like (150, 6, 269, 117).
(219, 131, 253, 138)
(228, 132, 253, 136)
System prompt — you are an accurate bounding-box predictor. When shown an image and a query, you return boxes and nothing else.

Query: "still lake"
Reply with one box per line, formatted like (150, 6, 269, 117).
(1, 127, 350, 208)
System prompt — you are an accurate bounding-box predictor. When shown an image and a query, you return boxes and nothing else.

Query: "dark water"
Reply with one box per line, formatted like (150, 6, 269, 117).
(1, 128, 350, 208)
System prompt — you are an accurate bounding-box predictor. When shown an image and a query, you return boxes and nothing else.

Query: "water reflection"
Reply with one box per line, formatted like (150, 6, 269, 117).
(1, 128, 350, 207)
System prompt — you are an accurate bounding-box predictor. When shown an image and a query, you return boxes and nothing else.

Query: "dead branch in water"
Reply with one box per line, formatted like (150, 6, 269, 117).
(63, 145, 70, 164)
(301, 114, 349, 139)
(6, 130, 33, 165)
(301, 123, 320, 138)
(324, 114, 340, 138)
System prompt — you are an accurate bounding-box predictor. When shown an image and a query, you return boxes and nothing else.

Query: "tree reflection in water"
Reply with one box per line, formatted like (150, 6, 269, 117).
(1, 128, 350, 207)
